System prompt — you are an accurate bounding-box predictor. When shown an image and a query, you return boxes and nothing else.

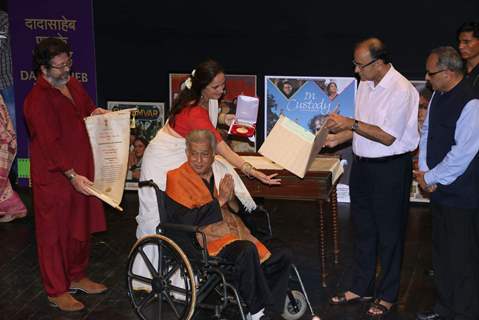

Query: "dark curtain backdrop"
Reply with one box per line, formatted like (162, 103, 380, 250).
(92, 0, 479, 143)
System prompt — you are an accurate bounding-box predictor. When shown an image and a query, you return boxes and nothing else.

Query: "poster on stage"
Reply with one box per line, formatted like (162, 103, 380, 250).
(84, 111, 131, 211)
(410, 80, 432, 203)
(264, 76, 357, 202)
(169, 73, 257, 152)
(107, 101, 165, 190)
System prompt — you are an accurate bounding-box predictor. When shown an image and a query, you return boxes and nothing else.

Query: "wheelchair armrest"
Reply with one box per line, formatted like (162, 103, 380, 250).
(158, 223, 210, 265)
(236, 204, 273, 241)
(158, 222, 198, 234)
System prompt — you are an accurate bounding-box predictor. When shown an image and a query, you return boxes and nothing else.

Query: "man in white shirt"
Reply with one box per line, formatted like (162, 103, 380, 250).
(325, 38, 419, 318)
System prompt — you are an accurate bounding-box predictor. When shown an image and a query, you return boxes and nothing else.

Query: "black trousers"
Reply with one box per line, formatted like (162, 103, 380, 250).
(349, 153, 412, 302)
(218, 240, 292, 315)
(431, 203, 479, 320)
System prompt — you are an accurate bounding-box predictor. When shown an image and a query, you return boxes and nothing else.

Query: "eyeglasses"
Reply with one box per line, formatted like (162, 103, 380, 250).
(425, 69, 447, 76)
(352, 59, 377, 69)
(50, 58, 73, 70)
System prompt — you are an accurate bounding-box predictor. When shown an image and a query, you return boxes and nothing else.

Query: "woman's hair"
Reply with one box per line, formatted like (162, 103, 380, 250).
(169, 59, 224, 126)
(326, 82, 337, 94)
(33, 38, 71, 75)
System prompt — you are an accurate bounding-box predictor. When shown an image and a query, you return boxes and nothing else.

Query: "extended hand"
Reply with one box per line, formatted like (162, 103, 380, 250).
(325, 133, 340, 148)
(251, 169, 281, 185)
(413, 170, 437, 193)
(91, 107, 110, 116)
(224, 114, 235, 126)
(71, 174, 95, 196)
(326, 113, 354, 132)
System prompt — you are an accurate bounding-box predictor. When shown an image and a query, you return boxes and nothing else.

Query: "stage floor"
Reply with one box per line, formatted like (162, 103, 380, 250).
(0, 188, 435, 320)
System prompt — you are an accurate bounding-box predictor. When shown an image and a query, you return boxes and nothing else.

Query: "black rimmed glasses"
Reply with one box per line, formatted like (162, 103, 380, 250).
(425, 69, 447, 77)
(352, 59, 377, 69)
(50, 58, 73, 70)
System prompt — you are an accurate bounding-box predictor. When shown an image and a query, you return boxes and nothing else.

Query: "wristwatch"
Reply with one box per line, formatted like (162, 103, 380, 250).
(65, 170, 76, 181)
(352, 119, 360, 132)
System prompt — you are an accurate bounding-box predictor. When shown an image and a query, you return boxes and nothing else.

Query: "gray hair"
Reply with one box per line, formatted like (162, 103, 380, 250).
(185, 129, 217, 152)
(430, 46, 464, 75)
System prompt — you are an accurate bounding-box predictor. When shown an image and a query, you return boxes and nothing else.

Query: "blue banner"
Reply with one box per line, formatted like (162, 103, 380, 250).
(8, 0, 97, 185)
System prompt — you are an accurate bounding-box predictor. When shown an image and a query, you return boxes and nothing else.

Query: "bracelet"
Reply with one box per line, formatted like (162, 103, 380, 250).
(65, 170, 76, 181)
(241, 162, 254, 177)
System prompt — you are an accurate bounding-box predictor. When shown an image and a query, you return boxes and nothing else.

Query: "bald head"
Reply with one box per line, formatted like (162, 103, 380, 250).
(355, 38, 390, 64)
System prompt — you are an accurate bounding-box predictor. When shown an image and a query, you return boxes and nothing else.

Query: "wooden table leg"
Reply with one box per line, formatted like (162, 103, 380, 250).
(330, 184, 340, 264)
(318, 199, 327, 287)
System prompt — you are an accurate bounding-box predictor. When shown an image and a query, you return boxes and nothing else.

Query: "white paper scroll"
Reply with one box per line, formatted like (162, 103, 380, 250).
(84, 110, 132, 211)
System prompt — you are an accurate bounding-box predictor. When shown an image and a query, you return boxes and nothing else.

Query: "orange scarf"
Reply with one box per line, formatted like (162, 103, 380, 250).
(166, 162, 271, 262)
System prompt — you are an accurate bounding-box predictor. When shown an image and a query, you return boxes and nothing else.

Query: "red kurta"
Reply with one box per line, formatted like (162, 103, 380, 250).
(24, 76, 106, 246)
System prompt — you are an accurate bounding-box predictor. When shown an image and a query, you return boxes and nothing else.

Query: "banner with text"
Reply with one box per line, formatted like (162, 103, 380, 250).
(8, 0, 97, 186)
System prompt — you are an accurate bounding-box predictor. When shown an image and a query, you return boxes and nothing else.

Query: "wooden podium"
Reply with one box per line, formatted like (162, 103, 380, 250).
(237, 155, 342, 287)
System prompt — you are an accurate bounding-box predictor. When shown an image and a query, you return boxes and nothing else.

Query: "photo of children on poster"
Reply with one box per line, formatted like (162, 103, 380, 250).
(107, 101, 165, 190)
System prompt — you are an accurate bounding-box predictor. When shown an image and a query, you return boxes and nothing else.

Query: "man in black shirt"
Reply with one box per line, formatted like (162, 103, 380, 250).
(457, 22, 479, 92)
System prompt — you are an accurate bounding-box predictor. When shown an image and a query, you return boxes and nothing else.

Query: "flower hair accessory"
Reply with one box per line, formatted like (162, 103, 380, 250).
(184, 77, 192, 90)
(183, 69, 196, 90)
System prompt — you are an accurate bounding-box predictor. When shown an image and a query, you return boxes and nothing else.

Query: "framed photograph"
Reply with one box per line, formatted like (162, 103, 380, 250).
(169, 73, 257, 152)
(107, 101, 165, 190)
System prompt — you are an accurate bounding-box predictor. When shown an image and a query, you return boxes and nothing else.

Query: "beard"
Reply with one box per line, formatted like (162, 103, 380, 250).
(46, 70, 70, 87)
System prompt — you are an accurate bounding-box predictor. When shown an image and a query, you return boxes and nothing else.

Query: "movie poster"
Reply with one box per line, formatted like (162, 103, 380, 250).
(264, 76, 357, 202)
(169, 73, 257, 152)
(107, 101, 165, 190)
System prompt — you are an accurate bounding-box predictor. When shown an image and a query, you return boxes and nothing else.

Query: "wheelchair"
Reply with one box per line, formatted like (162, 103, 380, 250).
(127, 180, 315, 320)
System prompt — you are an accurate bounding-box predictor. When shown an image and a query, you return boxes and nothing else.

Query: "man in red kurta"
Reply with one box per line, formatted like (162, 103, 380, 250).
(23, 38, 108, 312)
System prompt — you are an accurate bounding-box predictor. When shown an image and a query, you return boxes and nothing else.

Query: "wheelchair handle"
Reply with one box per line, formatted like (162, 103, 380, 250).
(138, 179, 160, 191)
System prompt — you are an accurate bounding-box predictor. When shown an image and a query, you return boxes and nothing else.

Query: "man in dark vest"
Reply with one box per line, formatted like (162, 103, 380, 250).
(415, 46, 479, 320)
(457, 22, 479, 92)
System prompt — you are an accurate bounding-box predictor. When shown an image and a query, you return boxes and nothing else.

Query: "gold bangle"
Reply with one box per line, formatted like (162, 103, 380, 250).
(241, 162, 254, 177)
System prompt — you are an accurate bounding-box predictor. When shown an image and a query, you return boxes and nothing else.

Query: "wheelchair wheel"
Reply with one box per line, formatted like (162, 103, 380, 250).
(127, 234, 196, 320)
(282, 290, 307, 320)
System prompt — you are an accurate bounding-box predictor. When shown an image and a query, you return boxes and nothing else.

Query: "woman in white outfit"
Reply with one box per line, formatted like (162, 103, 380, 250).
(133, 60, 280, 287)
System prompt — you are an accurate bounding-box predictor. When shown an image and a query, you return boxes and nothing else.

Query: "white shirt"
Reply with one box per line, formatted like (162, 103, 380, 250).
(353, 65, 419, 158)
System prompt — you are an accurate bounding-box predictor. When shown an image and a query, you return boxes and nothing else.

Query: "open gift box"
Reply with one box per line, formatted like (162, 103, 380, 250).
(228, 95, 259, 138)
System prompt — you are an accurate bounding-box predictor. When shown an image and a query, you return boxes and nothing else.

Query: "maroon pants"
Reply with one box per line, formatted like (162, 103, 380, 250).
(37, 236, 90, 297)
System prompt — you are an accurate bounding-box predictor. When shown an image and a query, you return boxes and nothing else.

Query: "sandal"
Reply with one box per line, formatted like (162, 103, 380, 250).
(366, 299, 393, 319)
(329, 291, 372, 305)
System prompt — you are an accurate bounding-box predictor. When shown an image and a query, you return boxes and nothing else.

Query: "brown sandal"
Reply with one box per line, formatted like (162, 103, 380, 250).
(329, 292, 372, 305)
(366, 299, 393, 319)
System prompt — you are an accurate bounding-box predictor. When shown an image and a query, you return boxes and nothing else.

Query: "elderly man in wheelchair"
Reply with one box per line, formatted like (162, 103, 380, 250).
(127, 129, 315, 320)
